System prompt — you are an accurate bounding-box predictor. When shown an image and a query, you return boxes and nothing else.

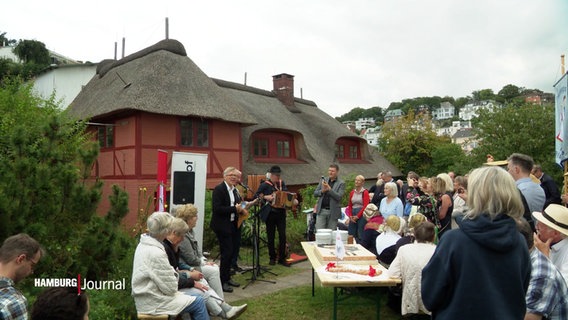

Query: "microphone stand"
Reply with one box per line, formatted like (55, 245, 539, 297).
(241, 184, 277, 290)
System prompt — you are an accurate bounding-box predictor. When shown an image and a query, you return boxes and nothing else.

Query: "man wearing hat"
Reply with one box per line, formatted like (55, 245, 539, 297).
(255, 166, 294, 267)
(533, 204, 568, 285)
(517, 218, 568, 320)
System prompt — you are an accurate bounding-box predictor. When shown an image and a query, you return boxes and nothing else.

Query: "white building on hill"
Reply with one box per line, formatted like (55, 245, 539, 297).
(362, 126, 381, 147)
(355, 117, 376, 130)
(432, 101, 455, 120)
(459, 100, 500, 121)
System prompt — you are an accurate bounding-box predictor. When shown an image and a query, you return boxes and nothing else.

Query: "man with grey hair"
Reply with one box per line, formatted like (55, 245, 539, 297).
(211, 167, 247, 292)
(371, 171, 400, 206)
(0, 233, 43, 320)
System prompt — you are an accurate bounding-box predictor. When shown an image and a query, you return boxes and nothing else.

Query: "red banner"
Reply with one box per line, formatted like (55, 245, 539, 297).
(157, 150, 168, 211)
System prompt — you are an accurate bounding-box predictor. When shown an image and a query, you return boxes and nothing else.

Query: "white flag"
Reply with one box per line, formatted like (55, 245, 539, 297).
(335, 229, 345, 260)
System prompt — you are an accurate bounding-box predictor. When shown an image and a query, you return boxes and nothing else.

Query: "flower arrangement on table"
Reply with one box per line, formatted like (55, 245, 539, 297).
(325, 262, 381, 277)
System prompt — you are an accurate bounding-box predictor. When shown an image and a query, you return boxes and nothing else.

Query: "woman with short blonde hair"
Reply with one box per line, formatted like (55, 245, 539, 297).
(379, 182, 404, 220)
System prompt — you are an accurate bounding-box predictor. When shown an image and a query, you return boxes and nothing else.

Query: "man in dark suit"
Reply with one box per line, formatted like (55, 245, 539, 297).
(532, 164, 562, 209)
(371, 171, 400, 206)
(210, 166, 247, 293)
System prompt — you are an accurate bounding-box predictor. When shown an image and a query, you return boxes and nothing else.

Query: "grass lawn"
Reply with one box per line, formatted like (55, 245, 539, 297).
(204, 215, 403, 319)
(224, 246, 402, 320)
(229, 285, 401, 320)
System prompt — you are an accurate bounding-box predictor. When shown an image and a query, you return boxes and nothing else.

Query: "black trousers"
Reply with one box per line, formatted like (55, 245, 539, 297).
(265, 209, 287, 261)
(231, 226, 241, 268)
(214, 228, 236, 284)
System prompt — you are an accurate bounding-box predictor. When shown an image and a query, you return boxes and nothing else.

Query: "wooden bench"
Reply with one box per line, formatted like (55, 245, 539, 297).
(137, 314, 169, 320)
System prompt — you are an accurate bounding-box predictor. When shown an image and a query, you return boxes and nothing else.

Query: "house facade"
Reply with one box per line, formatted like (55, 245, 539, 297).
(432, 101, 455, 120)
(452, 128, 477, 153)
(361, 126, 381, 147)
(459, 100, 500, 121)
(384, 109, 403, 122)
(33, 63, 97, 108)
(354, 117, 375, 131)
(68, 39, 400, 226)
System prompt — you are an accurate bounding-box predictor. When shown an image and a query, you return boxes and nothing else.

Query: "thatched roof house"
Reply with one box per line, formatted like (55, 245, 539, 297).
(213, 78, 401, 184)
(68, 39, 400, 221)
(70, 39, 255, 125)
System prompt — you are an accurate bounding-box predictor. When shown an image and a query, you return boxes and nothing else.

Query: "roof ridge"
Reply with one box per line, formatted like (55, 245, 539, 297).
(97, 39, 186, 78)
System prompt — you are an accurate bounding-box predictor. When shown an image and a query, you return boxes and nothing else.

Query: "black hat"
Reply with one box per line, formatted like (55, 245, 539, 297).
(268, 165, 282, 174)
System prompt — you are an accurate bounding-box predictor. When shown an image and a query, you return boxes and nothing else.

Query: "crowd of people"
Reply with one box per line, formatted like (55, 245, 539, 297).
(3, 152, 568, 319)
(347, 153, 567, 320)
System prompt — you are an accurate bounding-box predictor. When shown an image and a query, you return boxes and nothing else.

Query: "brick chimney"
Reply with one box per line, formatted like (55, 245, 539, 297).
(273, 73, 295, 107)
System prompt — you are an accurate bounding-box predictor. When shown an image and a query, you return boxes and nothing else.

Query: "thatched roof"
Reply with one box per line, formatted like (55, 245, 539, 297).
(214, 80, 402, 185)
(67, 39, 256, 125)
(68, 38, 401, 184)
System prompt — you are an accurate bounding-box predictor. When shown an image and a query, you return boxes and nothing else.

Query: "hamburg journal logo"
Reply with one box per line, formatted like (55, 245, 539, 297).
(34, 274, 126, 292)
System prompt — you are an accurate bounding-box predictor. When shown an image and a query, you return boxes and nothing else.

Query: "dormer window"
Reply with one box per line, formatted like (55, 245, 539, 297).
(252, 130, 297, 161)
(335, 138, 365, 162)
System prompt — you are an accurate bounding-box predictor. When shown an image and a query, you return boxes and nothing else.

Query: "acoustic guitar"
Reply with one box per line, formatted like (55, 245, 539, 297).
(237, 195, 261, 228)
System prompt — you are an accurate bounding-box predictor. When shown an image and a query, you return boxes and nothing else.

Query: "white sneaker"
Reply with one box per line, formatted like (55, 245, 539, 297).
(224, 304, 247, 320)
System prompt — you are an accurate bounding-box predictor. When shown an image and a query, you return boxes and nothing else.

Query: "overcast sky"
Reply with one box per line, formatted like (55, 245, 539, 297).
(4, 0, 568, 117)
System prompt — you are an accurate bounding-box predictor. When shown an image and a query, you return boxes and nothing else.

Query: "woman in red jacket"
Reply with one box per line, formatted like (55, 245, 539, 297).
(346, 175, 370, 243)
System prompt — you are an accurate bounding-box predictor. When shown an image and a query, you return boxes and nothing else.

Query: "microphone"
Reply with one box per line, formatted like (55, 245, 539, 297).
(238, 182, 251, 190)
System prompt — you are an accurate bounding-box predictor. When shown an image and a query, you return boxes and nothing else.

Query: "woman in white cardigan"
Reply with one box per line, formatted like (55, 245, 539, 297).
(388, 221, 437, 319)
(131, 211, 209, 320)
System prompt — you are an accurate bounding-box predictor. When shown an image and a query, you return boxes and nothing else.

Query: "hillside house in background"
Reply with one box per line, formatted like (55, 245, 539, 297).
(459, 100, 500, 121)
(67, 39, 401, 225)
(431, 101, 455, 120)
(355, 117, 375, 131)
(452, 128, 477, 153)
(384, 109, 404, 123)
(0, 45, 80, 65)
(436, 120, 472, 137)
(361, 126, 381, 147)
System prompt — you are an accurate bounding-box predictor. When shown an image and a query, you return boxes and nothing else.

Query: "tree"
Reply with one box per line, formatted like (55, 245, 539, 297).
(13, 39, 50, 64)
(0, 79, 135, 281)
(471, 102, 560, 181)
(0, 32, 16, 46)
(429, 143, 471, 176)
(0, 58, 22, 80)
(498, 84, 521, 102)
(335, 106, 383, 123)
(379, 110, 451, 175)
(472, 89, 495, 102)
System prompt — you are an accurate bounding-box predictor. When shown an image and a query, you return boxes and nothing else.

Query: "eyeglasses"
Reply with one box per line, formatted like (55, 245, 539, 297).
(25, 255, 39, 271)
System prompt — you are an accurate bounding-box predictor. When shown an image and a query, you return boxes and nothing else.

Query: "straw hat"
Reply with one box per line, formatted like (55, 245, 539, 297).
(533, 204, 568, 236)
(363, 203, 379, 220)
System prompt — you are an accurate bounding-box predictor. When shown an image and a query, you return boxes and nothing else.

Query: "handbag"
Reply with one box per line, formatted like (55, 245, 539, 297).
(258, 203, 272, 222)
